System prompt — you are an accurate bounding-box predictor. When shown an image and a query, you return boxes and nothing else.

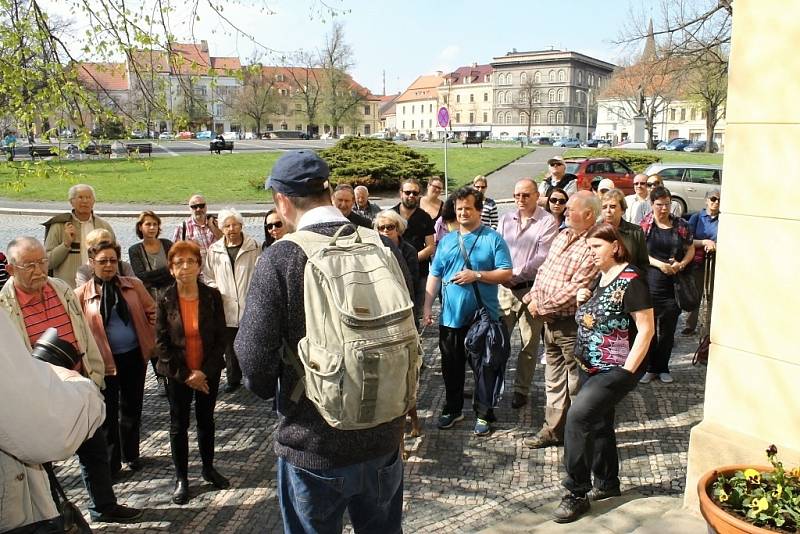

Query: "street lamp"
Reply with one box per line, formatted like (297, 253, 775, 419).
(576, 88, 592, 141)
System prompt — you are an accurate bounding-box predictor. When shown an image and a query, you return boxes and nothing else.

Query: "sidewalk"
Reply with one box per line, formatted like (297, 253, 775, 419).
(52, 306, 708, 532)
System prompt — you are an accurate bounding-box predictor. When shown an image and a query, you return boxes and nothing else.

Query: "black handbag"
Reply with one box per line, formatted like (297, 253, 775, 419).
(44, 464, 93, 533)
(674, 268, 701, 312)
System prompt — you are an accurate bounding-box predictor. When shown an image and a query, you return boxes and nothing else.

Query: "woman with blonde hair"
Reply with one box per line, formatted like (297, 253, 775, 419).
(75, 228, 134, 286)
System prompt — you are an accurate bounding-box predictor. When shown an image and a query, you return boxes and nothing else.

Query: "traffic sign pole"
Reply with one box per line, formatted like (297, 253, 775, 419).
(437, 107, 450, 197)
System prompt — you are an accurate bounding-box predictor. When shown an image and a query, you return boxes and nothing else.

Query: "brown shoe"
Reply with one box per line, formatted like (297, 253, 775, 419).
(511, 392, 528, 409)
(524, 433, 562, 449)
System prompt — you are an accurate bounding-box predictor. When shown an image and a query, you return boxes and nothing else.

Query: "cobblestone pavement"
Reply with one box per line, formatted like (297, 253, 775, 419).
(1, 214, 707, 533)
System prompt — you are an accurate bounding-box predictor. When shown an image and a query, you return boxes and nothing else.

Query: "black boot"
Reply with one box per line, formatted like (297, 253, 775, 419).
(173, 477, 189, 505)
(202, 467, 230, 490)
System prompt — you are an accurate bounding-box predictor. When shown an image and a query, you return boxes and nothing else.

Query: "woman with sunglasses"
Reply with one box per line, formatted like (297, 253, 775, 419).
(639, 186, 694, 385)
(156, 240, 229, 504)
(545, 187, 569, 230)
(75, 241, 156, 477)
(473, 175, 498, 229)
(374, 209, 419, 303)
(262, 209, 288, 250)
(683, 189, 720, 335)
(420, 176, 444, 223)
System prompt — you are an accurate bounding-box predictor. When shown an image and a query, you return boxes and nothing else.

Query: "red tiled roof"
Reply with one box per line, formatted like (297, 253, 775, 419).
(396, 74, 444, 103)
(131, 42, 240, 76)
(211, 57, 241, 71)
(77, 62, 129, 91)
(259, 66, 375, 98)
(445, 64, 493, 84)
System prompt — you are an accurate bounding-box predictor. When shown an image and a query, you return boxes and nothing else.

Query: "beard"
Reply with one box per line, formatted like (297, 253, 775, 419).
(401, 197, 418, 209)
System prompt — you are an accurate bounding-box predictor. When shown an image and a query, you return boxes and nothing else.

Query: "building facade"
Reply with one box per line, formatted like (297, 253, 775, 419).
(439, 64, 494, 139)
(395, 74, 444, 139)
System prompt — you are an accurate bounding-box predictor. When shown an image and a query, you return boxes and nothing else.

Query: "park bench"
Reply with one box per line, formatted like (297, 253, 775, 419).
(462, 137, 483, 147)
(29, 145, 58, 159)
(125, 143, 153, 157)
(83, 143, 112, 157)
(210, 140, 234, 154)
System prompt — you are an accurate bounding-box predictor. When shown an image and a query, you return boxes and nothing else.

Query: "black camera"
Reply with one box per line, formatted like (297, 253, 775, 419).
(32, 328, 83, 369)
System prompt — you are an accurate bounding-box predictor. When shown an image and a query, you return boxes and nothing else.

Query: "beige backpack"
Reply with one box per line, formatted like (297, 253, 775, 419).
(282, 224, 421, 430)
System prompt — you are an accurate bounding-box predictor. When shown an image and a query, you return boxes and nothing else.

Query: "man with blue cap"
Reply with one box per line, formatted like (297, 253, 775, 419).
(235, 150, 410, 533)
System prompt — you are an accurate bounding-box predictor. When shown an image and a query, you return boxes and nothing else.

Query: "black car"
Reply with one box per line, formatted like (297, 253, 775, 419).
(269, 130, 310, 140)
(683, 140, 719, 153)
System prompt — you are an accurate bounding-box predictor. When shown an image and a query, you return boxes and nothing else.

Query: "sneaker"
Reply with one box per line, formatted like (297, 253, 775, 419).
(639, 372, 657, 384)
(91, 504, 143, 523)
(587, 487, 622, 501)
(553, 493, 590, 523)
(437, 412, 464, 429)
(659, 372, 674, 383)
(474, 418, 491, 436)
(524, 432, 562, 449)
(511, 392, 528, 409)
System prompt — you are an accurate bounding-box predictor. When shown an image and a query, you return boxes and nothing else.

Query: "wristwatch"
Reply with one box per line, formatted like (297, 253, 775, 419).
(475, 271, 483, 280)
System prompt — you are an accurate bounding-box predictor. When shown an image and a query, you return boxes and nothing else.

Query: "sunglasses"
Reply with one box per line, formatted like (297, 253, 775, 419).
(265, 221, 284, 230)
(634, 181, 648, 186)
(646, 182, 659, 188)
(549, 162, 564, 167)
(473, 185, 487, 190)
(190, 203, 207, 210)
(93, 258, 118, 265)
(549, 197, 567, 205)
(377, 224, 396, 232)
(708, 197, 720, 202)
(513, 193, 531, 199)
(402, 190, 420, 196)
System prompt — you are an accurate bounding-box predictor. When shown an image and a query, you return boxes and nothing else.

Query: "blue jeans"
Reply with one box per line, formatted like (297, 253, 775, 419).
(277, 450, 404, 534)
(77, 430, 117, 517)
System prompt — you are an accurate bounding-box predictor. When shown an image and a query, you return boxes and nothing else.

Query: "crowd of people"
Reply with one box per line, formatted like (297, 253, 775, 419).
(0, 151, 718, 532)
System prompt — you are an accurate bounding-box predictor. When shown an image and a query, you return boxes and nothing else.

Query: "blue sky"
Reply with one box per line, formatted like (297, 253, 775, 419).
(53, 0, 653, 95)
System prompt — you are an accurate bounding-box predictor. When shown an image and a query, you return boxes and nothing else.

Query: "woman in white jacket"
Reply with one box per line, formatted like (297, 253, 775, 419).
(202, 208, 260, 393)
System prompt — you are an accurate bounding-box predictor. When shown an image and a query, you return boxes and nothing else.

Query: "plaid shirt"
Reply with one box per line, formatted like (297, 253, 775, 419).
(528, 227, 598, 318)
(172, 218, 217, 252)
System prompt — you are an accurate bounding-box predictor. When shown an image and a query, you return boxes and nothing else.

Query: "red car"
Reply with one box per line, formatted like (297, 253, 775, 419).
(176, 131, 194, 140)
(564, 157, 635, 194)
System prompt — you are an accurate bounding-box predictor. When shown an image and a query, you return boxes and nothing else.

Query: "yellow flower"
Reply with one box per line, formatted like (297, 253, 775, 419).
(743, 469, 761, 483)
(771, 484, 783, 499)
(718, 490, 729, 502)
(752, 497, 769, 513)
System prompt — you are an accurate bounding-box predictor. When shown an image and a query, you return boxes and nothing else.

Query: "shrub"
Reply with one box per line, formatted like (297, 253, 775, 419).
(319, 137, 439, 190)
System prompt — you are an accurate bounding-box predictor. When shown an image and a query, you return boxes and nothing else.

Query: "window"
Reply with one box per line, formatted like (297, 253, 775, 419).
(483, 112, 487, 122)
(506, 73, 513, 85)
(506, 111, 512, 124)
(443, 96, 447, 104)
(688, 168, 721, 184)
(547, 110, 555, 124)
(469, 93, 474, 103)
(576, 111, 582, 124)
(690, 108, 697, 120)
(402, 106, 406, 114)
(364, 105, 371, 115)
(428, 119, 432, 128)
(498, 73, 505, 85)
(484, 92, 488, 102)
(612, 162, 631, 174)
(364, 124, 371, 135)
(658, 168, 685, 180)
(521, 72, 528, 83)
(556, 110, 564, 123)
(670, 108, 676, 121)
(456, 112, 461, 123)
(469, 112, 474, 123)
(533, 111, 540, 124)
(578, 71, 583, 84)
(549, 70, 555, 82)
(456, 95, 460, 103)
(680, 108, 687, 121)
(402, 121, 405, 129)
(558, 70, 565, 82)
(606, 107, 614, 120)
(497, 113, 505, 125)
(548, 89, 556, 103)
(281, 123, 288, 130)
(534, 71, 541, 83)
(520, 112, 528, 124)
(557, 88, 564, 102)
(533, 91, 540, 103)
(429, 104, 433, 112)
(411, 120, 415, 128)
(498, 92, 505, 105)
(411, 105, 415, 113)
(588, 74, 594, 86)
(668, 129, 679, 139)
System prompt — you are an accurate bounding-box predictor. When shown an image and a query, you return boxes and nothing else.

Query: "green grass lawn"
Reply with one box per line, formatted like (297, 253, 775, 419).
(564, 148, 724, 165)
(0, 147, 530, 203)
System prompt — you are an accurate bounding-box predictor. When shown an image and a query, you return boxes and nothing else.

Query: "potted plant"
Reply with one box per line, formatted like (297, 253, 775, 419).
(698, 445, 800, 533)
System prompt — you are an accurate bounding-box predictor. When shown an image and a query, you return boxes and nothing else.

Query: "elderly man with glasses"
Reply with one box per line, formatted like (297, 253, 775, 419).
(538, 156, 578, 207)
(624, 174, 651, 224)
(172, 194, 222, 260)
(684, 189, 720, 335)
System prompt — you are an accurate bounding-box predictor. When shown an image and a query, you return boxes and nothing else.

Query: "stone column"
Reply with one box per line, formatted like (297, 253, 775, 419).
(684, 0, 800, 508)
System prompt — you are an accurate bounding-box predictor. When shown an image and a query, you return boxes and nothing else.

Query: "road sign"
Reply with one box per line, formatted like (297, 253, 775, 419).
(437, 107, 450, 128)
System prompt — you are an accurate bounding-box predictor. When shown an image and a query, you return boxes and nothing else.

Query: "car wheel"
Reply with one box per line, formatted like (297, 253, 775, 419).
(673, 197, 687, 218)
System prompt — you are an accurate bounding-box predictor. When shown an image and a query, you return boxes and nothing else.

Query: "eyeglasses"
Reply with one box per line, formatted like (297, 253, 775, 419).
(92, 258, 118, 266)
(653, 202, 671, 209)
(265, 221, 284, 230)
(646, 182, 659, 188)
(634, 181, 648, 186)
(12, 258, 48, 272)
(473, 185, 487, 190)
(549, 162, 564, 166)
(708, 197, 720, 203)
(172, 259, 199, 267)
(377, 224, 396, 232)
(402, 190, 420, 196)
(190, 203, 207, 210)
(513, 193, 531, 199)
(549, 197, 568, 205)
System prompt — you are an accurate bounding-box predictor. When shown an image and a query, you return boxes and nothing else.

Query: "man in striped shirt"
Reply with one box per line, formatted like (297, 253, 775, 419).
(0, 237, 142, 524)
(522, 191, 600, 449)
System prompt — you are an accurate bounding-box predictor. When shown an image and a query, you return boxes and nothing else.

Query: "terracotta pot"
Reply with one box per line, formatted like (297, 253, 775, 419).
(697, 465, 776, 534)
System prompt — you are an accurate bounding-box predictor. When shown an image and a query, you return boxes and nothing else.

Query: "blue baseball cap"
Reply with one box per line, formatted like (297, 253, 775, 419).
(266, 150, 330, 197)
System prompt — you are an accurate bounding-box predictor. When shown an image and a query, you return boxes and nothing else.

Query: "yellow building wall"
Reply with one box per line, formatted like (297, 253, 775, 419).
(684, 0, 800, 508)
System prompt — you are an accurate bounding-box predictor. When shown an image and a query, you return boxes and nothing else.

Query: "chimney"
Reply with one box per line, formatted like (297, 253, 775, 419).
(472, 62, 478, 68)
(200, 40, 209, 52)
(436, 70, 443, 76)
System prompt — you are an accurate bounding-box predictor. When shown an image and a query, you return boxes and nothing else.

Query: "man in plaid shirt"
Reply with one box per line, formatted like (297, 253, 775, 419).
(523, 191, 600, 449)
(172, 194, 222, 258)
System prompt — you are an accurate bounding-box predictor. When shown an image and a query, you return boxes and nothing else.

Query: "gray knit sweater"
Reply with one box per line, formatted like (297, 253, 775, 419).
(235, 222, 409, 470)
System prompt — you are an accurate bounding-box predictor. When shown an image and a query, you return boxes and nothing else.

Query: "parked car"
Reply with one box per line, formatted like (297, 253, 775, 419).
(596, 138, 613, 148)
(642, 162, 722, 216)
(655, 140, 670, 150)
(564, 157, 635, 194)
(581, 138, 613, 148)
(393, 133, 409, 142)
(553, 137, 581, 148)
(243, 132, 256, 140)
(269, 130, 310, 140)
(683, 140, 719, 153)
(530, 136, 553, 145)
(615, 141, 649, 150)
(664, 138, 692, 151)
(176, 131, 194, 139)
(195, 130, 213, 140)
(158, 131, 174, 140)
(221, 131, 238, 141)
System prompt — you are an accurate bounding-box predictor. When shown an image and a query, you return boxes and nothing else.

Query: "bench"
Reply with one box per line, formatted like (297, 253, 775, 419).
(29, 145, 58, 159)
(210, 140, 234, 154)
(462, 137, 483, 147)
(125, 143, 153, 157)
(83, 143, 112, 157)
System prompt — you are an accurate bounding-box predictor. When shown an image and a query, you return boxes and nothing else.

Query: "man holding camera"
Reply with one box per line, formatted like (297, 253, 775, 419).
(1, 309, 106, 532)
(172, 194, 222, 259)
(0, 236, 142, 524)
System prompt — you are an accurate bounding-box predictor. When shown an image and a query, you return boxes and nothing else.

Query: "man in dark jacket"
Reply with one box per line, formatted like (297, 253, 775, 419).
(235, 150, 408, 534)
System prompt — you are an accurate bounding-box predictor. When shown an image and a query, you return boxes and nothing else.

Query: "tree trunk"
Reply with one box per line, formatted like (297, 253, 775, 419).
(705, 104, 718, 152)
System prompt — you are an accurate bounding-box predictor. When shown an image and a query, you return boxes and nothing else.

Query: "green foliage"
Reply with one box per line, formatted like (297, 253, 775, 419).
(564, 148, 724, 170)
(320, 137, 438, 189)
(712, 445, 800, 531)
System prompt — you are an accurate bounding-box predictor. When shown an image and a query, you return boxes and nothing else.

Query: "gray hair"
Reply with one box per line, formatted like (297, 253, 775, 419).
(572, 191, 601, 219)
(68, 184, 95, 200)
(354, 185, 369, 195)
(7, 236, 44, 263)
(373, 209, 408, 235)
(218, 207, 243, 226)
(705, 188, 721, 199)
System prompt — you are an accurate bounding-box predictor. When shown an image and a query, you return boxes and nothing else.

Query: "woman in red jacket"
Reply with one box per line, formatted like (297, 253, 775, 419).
(76, 241, 156, 477)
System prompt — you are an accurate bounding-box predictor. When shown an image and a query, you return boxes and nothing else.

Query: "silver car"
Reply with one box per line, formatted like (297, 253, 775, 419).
(642, 163, 722, 216)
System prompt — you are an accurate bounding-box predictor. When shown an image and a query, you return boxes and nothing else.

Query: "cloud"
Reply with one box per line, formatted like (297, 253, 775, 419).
(438, 44, 460, 61)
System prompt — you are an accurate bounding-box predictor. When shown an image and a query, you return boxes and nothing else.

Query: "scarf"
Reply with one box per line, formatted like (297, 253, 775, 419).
(95, 275, 130, 326)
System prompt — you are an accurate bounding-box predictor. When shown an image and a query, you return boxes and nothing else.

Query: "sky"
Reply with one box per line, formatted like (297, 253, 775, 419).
(49, 0, 656, 95)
